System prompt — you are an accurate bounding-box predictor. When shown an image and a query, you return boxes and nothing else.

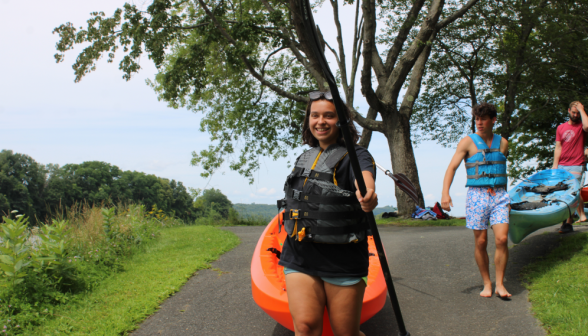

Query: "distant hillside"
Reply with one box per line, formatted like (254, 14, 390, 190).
(233, 203, 277, 220)
(233, 203, 397, 221)
(372, 205, 398, 216)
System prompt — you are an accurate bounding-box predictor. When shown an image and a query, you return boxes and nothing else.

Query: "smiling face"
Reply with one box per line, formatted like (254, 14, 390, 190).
(309, 99, 340, 149)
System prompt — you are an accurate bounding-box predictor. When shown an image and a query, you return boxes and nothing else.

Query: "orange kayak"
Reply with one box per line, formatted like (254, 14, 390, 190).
(251, 212, 387, 335)
(581, 186, 588, 201)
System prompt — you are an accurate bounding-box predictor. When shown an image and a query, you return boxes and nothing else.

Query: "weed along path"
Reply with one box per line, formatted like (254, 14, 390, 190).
(131, 225, 576, 336)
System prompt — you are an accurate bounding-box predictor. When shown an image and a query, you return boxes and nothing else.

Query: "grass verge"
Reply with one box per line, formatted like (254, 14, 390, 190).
(522, 233, 588, 335)
(25, 225, 240, 335)
(375, 217, 466, 227)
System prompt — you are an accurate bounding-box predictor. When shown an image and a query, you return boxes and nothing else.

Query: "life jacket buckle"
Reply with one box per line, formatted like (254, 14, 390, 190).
(277, 198, 287, 210)
(290, 209, 300, 219)
(301, 168, 311, 178)
(292, 189, 301, 201)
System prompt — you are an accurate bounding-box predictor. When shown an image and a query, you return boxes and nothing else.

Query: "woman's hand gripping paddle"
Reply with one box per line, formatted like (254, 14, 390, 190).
(297, 1, 410, 335)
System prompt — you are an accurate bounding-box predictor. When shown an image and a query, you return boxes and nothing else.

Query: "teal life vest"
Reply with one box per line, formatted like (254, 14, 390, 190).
(465, 134, 507, 187)
(277, 144, 368, 244)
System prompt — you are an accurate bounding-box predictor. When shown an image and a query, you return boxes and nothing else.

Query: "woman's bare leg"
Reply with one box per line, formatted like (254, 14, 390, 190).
(285, 272, 326, 336)
(324, 280, 366, 336)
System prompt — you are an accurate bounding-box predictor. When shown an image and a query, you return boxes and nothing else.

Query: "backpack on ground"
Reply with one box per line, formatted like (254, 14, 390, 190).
(432, 202, 449, 219)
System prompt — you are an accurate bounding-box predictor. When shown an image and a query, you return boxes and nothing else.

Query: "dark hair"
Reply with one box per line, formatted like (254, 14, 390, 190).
(301, 99, 360, 147)
(472, 102, 497, 119)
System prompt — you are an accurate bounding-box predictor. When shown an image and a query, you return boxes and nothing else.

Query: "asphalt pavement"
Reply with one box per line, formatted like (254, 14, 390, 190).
(132, 223, 588, 336)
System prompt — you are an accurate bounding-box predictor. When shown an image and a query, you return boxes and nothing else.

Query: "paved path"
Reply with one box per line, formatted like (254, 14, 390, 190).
(132, 224, 588, 335)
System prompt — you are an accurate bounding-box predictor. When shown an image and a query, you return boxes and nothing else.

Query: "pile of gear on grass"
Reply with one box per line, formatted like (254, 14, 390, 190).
(380, 202, 451, 221)
(411, 202, 450, 221)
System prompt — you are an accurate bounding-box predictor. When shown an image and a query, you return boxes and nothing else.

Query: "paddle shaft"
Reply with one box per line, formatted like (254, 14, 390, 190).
(298, 1, 409, 335)
(376, 162, 394, 179)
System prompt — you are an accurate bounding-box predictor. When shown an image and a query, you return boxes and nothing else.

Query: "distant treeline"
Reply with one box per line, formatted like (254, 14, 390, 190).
(0, 150, 195, 223)
(233, 203, 398, 221)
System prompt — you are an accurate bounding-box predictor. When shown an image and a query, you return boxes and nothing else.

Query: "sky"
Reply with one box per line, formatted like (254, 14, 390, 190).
(0, 0, 470, 215)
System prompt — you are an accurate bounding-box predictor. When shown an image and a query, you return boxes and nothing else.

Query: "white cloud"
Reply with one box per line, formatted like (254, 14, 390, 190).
(256, 188, 276, 196)
(424, 194, 436, 201)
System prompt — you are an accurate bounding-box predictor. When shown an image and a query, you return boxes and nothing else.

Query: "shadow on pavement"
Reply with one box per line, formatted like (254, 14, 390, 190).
(360, 298, 400, 335)
(272, 323, 293, 336)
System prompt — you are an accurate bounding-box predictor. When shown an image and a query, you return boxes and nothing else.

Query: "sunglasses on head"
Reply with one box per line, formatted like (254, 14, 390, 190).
(309, 91, 333, 101)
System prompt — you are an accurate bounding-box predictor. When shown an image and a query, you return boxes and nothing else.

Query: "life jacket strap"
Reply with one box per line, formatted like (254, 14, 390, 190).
(465, 160, 507, 180)
(467, 171, 508, 179)
(465, 161, 506, 168)
(287, 209, 364, 220)
(285, 188, 359, 205)
(287, 167, 334, 183)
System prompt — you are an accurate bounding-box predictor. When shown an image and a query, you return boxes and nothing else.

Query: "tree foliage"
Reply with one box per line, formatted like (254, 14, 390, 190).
(54, 0, 482, 215)
(0, 150, 47, 222)
(412, 0, 588, 180)
(0, 150, 196, 222)
(193, 188, 233, 218)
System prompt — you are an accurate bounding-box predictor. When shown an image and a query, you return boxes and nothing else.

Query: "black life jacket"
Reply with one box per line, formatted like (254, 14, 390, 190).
(277, 144, 368, 244)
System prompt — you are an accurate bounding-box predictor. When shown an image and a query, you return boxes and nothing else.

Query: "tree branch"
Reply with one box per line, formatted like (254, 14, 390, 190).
(350, 106, 384, 132)
(330, 0, 349, 95)
(384, 0, 426, 76)
(288, 0, 329, 90)
(436, 0, 481, 29)
(399, 31, 437, 117)
(197, 0, 307, 102)
(261, 0, 327, 89)
(358, 107, 378, 147)
(360, 0, 384, 111)
(384, 0, 444, 103)
(511, 98, 551, 133)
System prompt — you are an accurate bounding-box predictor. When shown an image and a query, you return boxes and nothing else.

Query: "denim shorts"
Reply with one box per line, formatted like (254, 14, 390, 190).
(558, 165, 586, 185)
(283, 267, 367, 287)
(465, 187, 510, 230)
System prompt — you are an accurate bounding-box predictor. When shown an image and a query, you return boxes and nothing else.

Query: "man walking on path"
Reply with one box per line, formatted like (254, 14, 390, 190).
(553, 101, 588, 234)
(440, 103, 511, 299)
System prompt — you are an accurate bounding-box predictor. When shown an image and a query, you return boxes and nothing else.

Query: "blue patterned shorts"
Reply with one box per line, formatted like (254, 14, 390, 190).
(466, 187, 510, 230)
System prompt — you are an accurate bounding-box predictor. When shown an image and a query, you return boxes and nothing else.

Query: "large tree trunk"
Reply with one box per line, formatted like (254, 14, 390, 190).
(383, 110, 425, 216)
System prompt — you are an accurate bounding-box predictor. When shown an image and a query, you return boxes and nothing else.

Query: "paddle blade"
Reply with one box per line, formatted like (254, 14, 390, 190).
(391, 173, 420, 204)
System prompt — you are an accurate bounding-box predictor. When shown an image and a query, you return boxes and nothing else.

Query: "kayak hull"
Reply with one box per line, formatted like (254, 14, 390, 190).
(509, 169, 580, 244)
(251, 213, 387, 335)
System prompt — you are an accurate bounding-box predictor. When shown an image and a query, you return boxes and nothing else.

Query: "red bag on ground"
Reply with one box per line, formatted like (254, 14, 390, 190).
(432, 202, 449, 219)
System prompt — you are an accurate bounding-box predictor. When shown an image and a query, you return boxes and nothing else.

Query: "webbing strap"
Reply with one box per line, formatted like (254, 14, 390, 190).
(307, 222, 366, 235)
(467, 172, 508, 179)
(465, 161, 506, 168)
(287, 209, 363, 220)
(289, 167, 333, 183)
(286, 188, 359, 205)
(479, 148, 502, 162)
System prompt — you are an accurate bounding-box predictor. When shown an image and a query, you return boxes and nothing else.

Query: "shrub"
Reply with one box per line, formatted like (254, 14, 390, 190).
(0, 204, 181, 333)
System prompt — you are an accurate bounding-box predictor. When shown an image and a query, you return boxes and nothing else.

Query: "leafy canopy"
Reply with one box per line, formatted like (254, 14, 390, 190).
(54, 0, 311, 182)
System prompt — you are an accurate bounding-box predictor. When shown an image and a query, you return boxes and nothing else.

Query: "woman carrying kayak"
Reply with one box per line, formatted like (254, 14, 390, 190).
(277, 90, 378, 336)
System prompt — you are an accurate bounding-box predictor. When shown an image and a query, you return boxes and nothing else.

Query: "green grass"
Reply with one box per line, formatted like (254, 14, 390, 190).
(522, 233, 588, 335)
(375, 216, 466, 227)
(25, 225, 240, 335)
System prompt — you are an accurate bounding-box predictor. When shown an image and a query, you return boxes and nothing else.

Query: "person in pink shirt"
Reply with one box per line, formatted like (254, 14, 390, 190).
(553, 101, 588, 233)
